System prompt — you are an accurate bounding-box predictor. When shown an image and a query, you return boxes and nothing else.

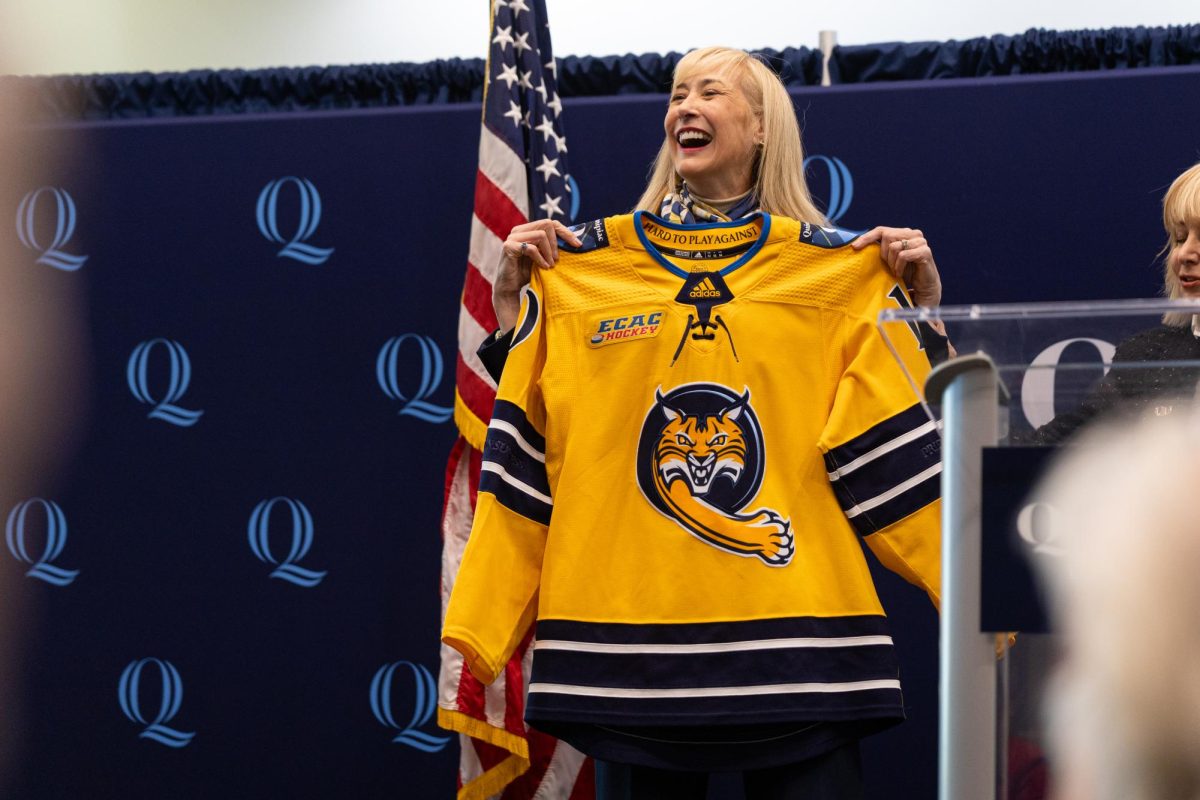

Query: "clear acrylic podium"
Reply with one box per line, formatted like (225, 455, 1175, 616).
(878, 298, 1200, 800)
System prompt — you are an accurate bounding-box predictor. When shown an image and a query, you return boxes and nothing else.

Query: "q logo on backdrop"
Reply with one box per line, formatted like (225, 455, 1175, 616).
(247, 497, 327, 588)
(118, 658, 195, 748)
(369, 661, 450, 752)
(5, 499, 79, 586)
(566, 174, 582, 222)
(376, 335, 453, 424)
(15, 187, 89, 271)
(802, 155, 854, 224)
(1020, 338, 1116, 428)
(127, 339, 204, 427)
(255, 177, 335, 265)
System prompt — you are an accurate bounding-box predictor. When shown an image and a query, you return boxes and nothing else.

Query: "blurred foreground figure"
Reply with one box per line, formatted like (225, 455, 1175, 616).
(1036, 412, 1200, 800)
(0, 71, 85, 787)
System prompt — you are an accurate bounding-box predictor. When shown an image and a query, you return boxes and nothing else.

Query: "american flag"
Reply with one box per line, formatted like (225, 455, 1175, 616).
(437, 1, 593, 798)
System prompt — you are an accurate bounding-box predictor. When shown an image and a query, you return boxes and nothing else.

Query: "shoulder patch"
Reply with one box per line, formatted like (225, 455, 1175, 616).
(799, 222, 860, 249)
(559, 218, 611, 253)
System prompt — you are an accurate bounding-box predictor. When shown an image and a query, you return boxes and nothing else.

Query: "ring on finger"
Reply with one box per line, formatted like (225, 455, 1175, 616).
(519, 242, 529, 256)
(900, 239, 909, 251)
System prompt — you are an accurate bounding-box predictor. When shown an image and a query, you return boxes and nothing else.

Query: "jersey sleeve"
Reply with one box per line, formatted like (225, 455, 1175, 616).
(442, 275, 551, 684)
(818, 278, 942, 609)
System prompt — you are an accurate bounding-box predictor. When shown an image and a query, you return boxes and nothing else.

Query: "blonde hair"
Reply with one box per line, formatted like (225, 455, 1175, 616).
(635, 46, 827, 225)
(1160, 162, 1200, 327)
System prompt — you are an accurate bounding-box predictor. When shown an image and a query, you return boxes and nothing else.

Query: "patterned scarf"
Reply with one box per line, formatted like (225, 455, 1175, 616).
(659, 182, 759, 225)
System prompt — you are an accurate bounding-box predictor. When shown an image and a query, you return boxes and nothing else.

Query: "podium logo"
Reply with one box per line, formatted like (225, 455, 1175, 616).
(369, 661, 450, 752)
(15, 187, 89, 271)
(255, 177, 335, 265)
(1017, 501, 1064, 557)
(1020, 338, 1116, 429)
(118, 658, 195, 748)
(247, 497, 327, 588)
(5, 499, 79, 586)
(803, 155, 854, 223)
(376, 335, 453, 424)
(127, 339, 204, 427)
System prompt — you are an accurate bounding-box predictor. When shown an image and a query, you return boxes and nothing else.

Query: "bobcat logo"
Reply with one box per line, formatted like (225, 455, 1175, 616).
(636, 384, 793, 565)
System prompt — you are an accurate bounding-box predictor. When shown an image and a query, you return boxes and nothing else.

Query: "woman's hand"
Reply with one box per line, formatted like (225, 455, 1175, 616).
(852, 226, 942, 308)
(493, 219, 582, 332)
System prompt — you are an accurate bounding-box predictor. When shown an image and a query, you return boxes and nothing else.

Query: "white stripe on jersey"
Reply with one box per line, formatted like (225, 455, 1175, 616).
(827, 419, 938, 481)
(533, 635, 893, 654)
(843, 463, 942, 519)
(489, 419, 547, 463)
(528, 679, 902, 699)
(481, 461, 553, 505)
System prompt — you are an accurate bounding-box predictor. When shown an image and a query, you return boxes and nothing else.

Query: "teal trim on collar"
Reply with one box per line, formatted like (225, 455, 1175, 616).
(633, 210, 773, 279)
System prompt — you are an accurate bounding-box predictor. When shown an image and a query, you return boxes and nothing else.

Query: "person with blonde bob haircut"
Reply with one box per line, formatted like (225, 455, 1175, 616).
(1034, 161, 1200, 443)
(1160, 161, 1200, 328)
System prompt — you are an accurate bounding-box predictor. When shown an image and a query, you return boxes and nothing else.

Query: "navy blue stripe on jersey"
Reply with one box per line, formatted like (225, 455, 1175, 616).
(526, 686, 903, 726)
(823, 404, 941, 536)
(824, 405, 934, 469)
(490, 399, 547, 453)
(536, 615, 891, 646)
(843, 469, 941, 538)
(480, 399, 551, 525)
(532, 638, 896, 690)
(527, 615, 902, 726)
(526, 684, 902, 727)
(510, 286, 540, 349)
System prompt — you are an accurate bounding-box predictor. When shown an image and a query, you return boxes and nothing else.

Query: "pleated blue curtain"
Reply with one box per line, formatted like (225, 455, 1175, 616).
(2, 26, 1198, 121)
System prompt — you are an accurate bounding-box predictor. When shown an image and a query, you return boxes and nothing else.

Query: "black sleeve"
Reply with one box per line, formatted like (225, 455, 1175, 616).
(476, 328, 514, 384)
(917, 321, 951, 367)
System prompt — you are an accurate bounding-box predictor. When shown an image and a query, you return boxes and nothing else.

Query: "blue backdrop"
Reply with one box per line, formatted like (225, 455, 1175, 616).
(5, 63, 1200, 799)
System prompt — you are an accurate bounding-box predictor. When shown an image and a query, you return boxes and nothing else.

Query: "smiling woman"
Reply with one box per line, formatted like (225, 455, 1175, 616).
(1163, 162, 1200, 323)
(454, 44, 950, 800)
(487, 46, 948, 349)
(638, 46, 823, 224)
(1033, 162, 1200, 444)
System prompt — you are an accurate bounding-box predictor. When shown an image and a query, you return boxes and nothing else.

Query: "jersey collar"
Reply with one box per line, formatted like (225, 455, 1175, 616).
(632, 210, 773, 279)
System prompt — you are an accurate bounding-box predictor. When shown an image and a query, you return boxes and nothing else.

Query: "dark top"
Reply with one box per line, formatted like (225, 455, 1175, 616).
(1033, 324, 1200, 444)
(477, 327, 513, 384)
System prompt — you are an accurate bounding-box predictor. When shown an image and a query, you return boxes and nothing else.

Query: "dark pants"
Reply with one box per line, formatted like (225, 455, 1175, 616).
(594, 740, 864, 800)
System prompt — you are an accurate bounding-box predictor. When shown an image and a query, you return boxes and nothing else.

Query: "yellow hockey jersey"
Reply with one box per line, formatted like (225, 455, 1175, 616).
(443, 211, 940, 734)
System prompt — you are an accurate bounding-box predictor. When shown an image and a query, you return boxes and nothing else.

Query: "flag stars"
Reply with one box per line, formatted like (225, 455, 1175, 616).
(491, 0, 509, 15)
(545, 58, 558, 78)
(504, 99, 523, 126)
(539, 195, 564, 218)
(508, 0, 531, 15)
(535, 155, 561, 181)
(535, 80, 549, 102)
(496, 63, 519, 88)
(492, 25, 515, 51)
(518, 70, 534, 91)
(534, 117, 556, 139)
(513, 31, 532, 54)
(547, 92, 563, 117)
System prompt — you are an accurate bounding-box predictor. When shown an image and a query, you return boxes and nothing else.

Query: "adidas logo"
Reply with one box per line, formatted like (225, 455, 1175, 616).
(688, 277, 722, 298)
